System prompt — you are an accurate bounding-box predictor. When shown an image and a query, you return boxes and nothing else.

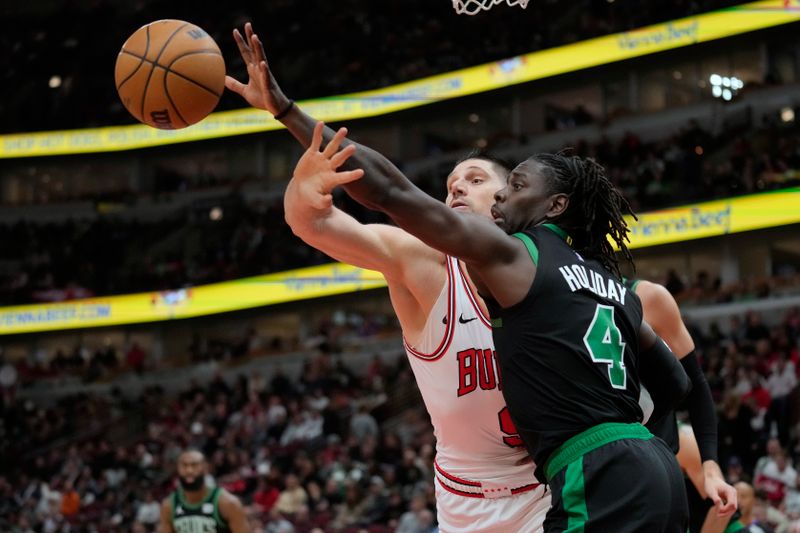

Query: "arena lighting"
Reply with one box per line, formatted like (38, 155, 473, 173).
(468, 113, 480, 123)
(48, 75, 61, 89)
(709, 74, 744, 101)
(209, 206, 223, 221)
(781, 107, 795, 123)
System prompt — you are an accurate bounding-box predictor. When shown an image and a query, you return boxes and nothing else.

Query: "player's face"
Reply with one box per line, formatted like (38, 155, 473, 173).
(491, 160, 567, 234)
(177, 452, 207, 492)
(445, 159, 507, 218)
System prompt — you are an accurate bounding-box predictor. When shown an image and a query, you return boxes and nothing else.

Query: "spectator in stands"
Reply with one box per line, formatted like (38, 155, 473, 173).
(766, 352, 797, 444)
(126, 342, 147, 374)
(134, 491, 160, 527)
(349, 405, 379, 442)
(755, 448, 797, 506)
(274, 474, 308, 517)
(252, 477, 280, 514)
(59, 480, 80, 518)
(395, 493, 431, 533)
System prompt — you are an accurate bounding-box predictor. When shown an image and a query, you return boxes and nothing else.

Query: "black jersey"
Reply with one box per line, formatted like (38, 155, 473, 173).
(486, 224, 644, 478)
(170, 486, 230, 533)
(623, 277, 680, 454)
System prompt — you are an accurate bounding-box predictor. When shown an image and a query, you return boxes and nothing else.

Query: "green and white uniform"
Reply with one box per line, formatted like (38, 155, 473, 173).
(170, 486, 230, 533)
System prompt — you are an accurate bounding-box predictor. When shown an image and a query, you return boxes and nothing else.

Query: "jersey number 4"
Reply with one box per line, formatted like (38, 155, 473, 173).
(583, 304, 627, 389)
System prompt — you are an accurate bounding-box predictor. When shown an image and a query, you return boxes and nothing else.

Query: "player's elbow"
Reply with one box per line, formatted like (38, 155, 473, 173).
(283, 205, 318, 242)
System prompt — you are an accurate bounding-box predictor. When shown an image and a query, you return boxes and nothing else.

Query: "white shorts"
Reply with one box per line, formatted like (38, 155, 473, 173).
(434, 479, 550, 533)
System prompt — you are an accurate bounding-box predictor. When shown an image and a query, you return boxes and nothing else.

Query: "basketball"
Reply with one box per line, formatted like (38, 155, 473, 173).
(114, 20, 225, 130)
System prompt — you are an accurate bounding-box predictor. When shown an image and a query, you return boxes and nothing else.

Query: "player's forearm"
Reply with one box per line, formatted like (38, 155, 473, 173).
(681, 353, 719, 463)
(279, 104, 408, 205)
(702, 460, 724, 482)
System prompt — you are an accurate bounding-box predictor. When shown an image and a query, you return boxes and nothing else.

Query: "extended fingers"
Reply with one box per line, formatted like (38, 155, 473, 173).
(328, 169, 364, 186)
(233, 28, 250, 58)
(329, 143, 356, 168)
(310, 121, 325, 152)
(250, 33, 267, 65)
(224, 75, 246, 95)
(322, 127, 349, 158)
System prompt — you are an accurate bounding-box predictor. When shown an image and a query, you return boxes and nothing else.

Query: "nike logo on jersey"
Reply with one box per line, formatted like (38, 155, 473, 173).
(442, 316, 448, 325)
(458, 314, 477, 324)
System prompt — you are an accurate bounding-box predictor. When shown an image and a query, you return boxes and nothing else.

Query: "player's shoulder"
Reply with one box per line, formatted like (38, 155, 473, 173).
(216, 487, 244, 511)
(633, 279, 675, 303)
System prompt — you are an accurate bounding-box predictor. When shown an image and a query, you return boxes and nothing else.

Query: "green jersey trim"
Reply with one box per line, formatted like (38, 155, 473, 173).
(512, 232, 539, 266)
(212, 487, 223, 526)
(176, 486, 216, 510)
(544, 422, 653, 482)
(562, 458, 589, 532)
(723, 520, 746, 533)
(542, 223, 572, 245)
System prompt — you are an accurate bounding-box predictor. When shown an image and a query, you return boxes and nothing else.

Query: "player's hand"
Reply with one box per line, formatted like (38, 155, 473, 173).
(704, 470, 737, 518)
(289, 121, 364, 211)
(225, 22, 291, 115)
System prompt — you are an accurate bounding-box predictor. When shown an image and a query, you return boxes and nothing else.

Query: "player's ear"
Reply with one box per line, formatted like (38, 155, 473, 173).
(546, 193, 569, 218)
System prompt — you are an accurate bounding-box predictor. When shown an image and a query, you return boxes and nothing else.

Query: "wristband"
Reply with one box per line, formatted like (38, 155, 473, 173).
(274, 99, 295, 120)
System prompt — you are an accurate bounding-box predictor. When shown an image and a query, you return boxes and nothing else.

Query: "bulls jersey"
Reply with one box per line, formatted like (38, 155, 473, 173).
(404, 255, 538, 491)
(486, 224, 644, 481)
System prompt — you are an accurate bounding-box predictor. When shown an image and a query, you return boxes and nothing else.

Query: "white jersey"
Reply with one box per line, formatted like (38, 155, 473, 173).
(404, 256, 544, 499)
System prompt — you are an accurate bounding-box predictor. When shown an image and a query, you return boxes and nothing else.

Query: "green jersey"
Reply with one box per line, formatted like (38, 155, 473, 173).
(170, 486, 230, 533)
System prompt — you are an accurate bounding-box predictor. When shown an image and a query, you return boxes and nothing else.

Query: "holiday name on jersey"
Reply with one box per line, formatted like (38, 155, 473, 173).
(558, 264, 627, 305)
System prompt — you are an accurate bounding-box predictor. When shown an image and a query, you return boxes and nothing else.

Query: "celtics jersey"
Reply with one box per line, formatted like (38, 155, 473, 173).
(486, 224, 644, 480)
(170, 486, 229, 533)
(623, 277, 680, 454)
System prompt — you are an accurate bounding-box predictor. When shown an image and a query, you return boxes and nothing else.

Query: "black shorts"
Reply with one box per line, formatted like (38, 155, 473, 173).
(543, 423, 689, 533)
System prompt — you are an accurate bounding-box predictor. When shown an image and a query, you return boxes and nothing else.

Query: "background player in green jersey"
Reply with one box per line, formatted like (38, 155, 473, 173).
(159, 450, 250, 533)
(289, 124, 693, 531)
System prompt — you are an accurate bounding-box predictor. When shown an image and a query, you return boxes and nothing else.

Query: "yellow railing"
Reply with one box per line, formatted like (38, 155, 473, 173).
(2, 186, 799, 334)
(2, 0, 798, 158)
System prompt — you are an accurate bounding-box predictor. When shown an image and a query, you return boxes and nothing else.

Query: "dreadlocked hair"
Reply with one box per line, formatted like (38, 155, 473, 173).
(528, 152, 637, 279)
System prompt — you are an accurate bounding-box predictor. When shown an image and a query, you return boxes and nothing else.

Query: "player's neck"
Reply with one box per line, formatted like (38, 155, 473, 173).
(181, 485, 210, 504)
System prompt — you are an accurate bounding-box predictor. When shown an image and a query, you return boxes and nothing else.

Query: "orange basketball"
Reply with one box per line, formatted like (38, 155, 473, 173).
(114, 20, 225, 130)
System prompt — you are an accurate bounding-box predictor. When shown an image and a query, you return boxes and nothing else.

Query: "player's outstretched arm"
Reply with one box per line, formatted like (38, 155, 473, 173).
(218, 490, 251, 533)
(284, 125, 426, 281)
(225, 22, 408, 201)
(292, 123, 523, 279)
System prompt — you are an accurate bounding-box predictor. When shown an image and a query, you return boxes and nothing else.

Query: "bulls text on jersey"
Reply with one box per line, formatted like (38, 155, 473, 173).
(457, 347, 502, 397)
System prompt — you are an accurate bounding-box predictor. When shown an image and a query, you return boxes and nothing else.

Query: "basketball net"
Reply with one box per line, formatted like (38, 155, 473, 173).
(452, 0, 529, 15)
